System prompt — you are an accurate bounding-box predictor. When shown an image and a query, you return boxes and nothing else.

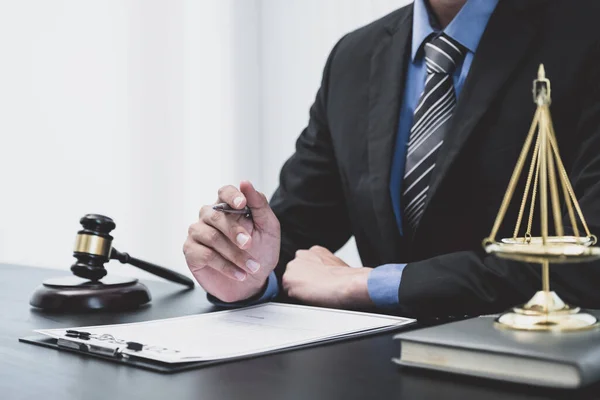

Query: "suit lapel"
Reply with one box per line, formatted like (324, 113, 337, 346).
(413, 0, 545, 242)
(366, 7, 413, 261)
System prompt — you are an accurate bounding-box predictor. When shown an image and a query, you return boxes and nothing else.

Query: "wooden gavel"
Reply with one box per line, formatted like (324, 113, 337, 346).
(71, 214, 194, 288)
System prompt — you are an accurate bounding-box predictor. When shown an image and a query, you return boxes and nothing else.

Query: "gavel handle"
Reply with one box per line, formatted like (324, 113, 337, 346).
(111, 248, 195, 289)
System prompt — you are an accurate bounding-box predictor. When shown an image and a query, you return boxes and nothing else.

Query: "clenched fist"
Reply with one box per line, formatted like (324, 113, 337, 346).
(184, 181, 281, 303)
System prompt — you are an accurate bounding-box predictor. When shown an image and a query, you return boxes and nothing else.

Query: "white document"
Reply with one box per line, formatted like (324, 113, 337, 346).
(36, 302, 414, 363)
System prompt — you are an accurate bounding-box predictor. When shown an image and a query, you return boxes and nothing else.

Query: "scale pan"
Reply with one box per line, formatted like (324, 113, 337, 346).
(485, 236, 600, 263)
(501, 236, 596, 246)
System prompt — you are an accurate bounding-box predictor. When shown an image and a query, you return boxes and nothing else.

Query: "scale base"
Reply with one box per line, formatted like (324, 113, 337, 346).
(495, 291, 598, 331)
(30, 275, 151, 312)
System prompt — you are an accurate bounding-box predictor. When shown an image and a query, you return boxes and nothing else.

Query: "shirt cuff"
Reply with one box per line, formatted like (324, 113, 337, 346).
(207, 271, 279, 307)
(367, 263, 407, 309)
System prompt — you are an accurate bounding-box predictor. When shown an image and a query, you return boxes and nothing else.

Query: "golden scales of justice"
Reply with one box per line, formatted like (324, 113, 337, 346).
(483, 64, 600, 331)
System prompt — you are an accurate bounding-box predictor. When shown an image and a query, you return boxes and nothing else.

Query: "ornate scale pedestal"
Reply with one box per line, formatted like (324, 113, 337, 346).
(483, 65, 600, 331)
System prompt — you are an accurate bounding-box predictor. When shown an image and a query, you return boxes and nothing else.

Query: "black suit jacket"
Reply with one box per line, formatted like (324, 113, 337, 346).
(269, 0, 600, 318)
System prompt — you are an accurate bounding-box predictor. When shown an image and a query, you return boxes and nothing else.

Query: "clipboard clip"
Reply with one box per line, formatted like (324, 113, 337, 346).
(57, 330, 146, 358)
(56, 329, 175, 359)
(58, 338, 123, 358)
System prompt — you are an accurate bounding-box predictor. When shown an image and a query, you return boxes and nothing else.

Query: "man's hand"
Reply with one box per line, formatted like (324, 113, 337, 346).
(282, 246, 374, 310)
(184, 181, 281, 303)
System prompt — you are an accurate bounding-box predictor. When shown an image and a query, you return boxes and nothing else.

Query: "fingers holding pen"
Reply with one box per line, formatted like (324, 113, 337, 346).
(239, 181, 270, 221)
(217, 185, 247, 210)
(199, 205, 252, 250)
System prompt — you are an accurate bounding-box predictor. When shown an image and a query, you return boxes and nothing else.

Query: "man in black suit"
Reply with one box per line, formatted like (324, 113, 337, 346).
(183, 0, 600, 318)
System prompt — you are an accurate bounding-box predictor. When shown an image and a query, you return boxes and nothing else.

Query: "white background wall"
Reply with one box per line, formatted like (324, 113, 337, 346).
(0, 0, 409, 281)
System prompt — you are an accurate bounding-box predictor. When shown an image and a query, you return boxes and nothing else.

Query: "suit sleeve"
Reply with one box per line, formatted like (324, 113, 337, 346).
(397, 49, 600, 320)
(269, 37, 353, 291)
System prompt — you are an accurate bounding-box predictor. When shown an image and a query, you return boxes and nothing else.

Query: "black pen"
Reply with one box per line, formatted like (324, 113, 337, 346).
(212, 203, 253, 218)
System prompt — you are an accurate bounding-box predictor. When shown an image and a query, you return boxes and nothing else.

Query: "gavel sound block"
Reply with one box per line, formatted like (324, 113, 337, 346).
(30, 214, 194, 312)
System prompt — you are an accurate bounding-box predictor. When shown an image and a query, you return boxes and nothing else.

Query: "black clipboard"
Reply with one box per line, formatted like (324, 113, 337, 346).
(19, 320, 416, 374)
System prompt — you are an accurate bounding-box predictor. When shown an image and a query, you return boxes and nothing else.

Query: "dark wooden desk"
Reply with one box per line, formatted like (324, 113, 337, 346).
(2, 263, 599, 400)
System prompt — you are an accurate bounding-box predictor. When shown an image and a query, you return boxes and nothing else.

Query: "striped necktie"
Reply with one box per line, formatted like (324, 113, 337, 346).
(402, 33, 466, 230)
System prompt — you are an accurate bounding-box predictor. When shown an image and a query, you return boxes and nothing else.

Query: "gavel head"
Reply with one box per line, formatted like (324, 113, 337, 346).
(71, 214, 116, 281)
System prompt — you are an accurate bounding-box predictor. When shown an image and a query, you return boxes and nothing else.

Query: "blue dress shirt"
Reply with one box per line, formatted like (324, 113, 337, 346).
(212, 0, 499, 309)
(367, 0, 499, 309)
